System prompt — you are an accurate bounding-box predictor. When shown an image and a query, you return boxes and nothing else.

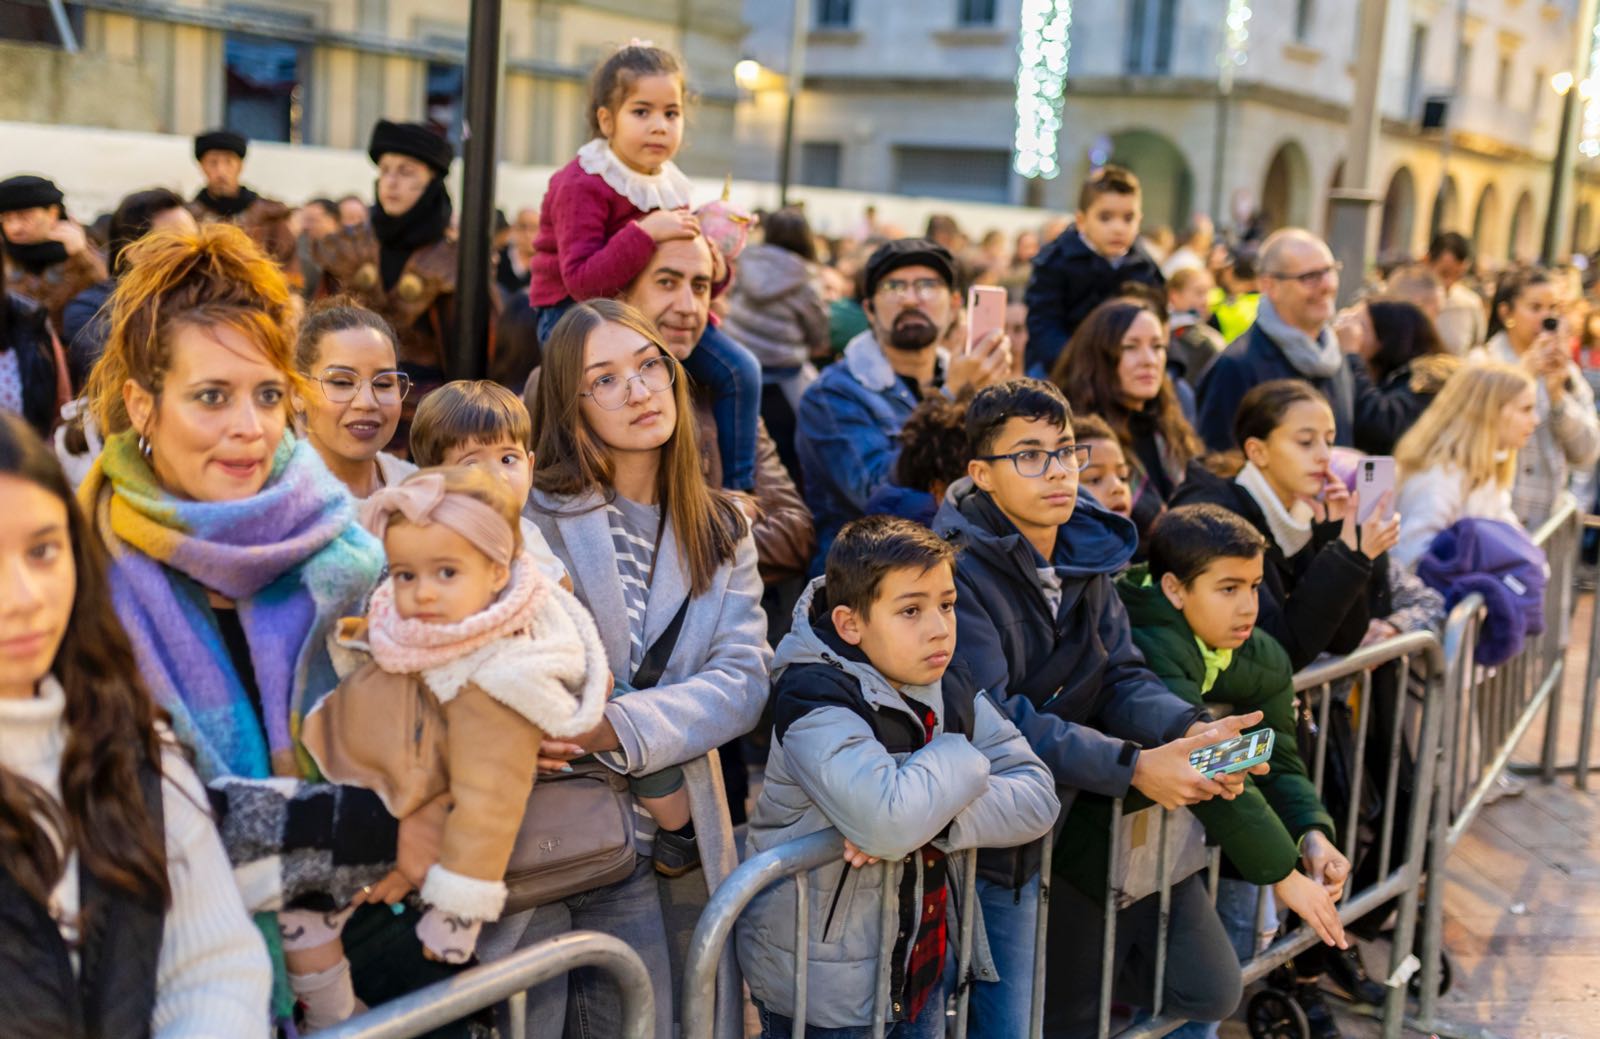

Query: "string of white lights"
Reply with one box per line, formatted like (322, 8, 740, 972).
(1219, 0, 1252, 92)
(1012, 0, 1073, 179)
(1581, 16, 1600, 158)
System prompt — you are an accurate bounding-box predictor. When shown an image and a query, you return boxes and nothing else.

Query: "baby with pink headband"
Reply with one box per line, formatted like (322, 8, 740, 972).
(289, 466, 613, 1028)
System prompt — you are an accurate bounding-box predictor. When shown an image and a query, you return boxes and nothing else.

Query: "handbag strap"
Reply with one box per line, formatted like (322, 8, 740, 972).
(630, 595, 690, 690)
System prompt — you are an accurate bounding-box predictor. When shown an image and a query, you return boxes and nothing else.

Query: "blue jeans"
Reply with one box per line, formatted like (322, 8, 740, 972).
(1164, 879, 1273, 1039)
(476, 859, 673, 1039)
(680, 323, 761, 490)
(964, 874, 1041, 1039)
(756, 974, 948, 1039)
(537, 300, 761, 490)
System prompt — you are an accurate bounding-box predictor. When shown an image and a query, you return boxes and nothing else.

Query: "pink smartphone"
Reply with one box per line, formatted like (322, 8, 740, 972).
(966, 285, 1007, 354)
(1356, 457, 1396, 523)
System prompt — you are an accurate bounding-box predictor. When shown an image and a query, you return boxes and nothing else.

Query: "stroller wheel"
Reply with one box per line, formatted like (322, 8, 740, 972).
(1247, 988, 1311, 1039)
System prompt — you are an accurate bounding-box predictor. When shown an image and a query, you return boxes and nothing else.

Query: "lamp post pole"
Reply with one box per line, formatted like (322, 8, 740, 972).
(778, 0, 812, 206)
(1326, 0, 1389, 307)
(1543, 0, 1600, 265)
(452, 0, 504, 381)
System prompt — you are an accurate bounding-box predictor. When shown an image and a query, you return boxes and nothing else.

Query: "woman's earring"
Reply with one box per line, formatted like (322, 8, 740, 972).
(137, 434, 152, 461)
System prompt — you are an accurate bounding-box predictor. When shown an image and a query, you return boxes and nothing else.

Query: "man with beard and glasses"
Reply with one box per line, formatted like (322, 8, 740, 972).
(796, 238, 1014, 571)
(0, 175, 107, 333)
(188, 129, 302, 290)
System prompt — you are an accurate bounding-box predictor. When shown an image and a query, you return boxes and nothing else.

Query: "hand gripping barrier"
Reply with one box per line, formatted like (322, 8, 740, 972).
(318, 930, 654, 1039)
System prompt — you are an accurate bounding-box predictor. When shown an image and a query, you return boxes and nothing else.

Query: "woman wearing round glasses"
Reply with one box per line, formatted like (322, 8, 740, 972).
(293, 298, 415, 498)
(495, 299, 769, 1038)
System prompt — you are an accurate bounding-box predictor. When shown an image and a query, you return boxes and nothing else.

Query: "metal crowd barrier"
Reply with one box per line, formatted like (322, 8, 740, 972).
(319, 931, 654, 1039)
(1414, 500, 1585, 1032)
(681, 828, 1053, 1039)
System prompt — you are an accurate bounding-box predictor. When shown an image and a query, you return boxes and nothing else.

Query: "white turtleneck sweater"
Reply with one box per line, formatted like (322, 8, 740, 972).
(0, 678, 270, 1038)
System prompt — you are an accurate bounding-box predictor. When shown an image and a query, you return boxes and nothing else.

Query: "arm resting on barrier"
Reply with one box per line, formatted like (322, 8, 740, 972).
(939, 694, 1061, 852)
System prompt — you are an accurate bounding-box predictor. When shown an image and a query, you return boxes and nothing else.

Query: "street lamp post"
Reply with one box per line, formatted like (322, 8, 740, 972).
(452, 0, 504, 381)
(777, 0, 812, 206)
(1326, 0, 1390, 307)
(1545, 72, 1581, 265)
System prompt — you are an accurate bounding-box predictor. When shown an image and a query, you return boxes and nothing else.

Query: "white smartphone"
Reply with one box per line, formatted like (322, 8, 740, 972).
(1356, 456, 1396, 524)
(966, 285, 1007, 355)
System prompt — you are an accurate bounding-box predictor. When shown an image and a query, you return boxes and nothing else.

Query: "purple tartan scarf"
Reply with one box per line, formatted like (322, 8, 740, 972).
(81, 430, 384, 781)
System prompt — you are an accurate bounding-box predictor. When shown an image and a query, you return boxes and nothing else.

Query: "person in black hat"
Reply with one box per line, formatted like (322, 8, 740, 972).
(0, 174, 108, 333)
(189, 129, 302, 289)
(793, 237, 1016, 570)
(314, 119, 459, 456)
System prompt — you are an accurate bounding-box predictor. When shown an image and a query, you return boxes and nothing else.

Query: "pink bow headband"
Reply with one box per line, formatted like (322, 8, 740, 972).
(360, 473, 515, 567)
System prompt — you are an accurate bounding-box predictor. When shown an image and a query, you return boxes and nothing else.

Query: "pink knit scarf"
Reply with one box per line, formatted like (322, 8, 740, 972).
(366, 555, 546, 675)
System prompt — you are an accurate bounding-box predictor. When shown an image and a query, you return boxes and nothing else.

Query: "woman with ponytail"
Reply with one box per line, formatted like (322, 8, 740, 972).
(0, 410, 268, 1037)
(79, 224, 456, 1031)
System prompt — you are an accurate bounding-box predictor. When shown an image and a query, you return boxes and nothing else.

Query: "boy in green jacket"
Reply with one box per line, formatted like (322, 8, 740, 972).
(1060, 503, 1351, 959)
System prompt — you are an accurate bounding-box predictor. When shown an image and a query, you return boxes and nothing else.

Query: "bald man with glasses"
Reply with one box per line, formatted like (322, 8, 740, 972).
(1194, 228, 1380, 451)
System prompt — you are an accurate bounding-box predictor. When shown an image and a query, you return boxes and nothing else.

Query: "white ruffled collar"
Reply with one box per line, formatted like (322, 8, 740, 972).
(576, 138, 694, 212)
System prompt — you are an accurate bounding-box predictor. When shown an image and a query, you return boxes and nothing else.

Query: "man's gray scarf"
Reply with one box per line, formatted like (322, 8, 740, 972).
(1256, 294, 1343, 380)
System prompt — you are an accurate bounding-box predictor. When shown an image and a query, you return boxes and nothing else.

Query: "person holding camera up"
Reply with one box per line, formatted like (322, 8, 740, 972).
(1477, 268, 1600, 528)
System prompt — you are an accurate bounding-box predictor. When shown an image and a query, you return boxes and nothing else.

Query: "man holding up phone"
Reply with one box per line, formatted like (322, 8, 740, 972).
(795, 238, 1014, 570)
(1479, 267, 1600, 527)
(0, 175, 107, 333)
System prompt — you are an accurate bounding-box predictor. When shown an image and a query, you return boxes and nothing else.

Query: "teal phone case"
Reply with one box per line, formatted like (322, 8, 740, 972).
(1188, 728, 1275, 778)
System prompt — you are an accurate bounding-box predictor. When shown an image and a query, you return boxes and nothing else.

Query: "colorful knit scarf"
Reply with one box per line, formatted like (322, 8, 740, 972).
(80, 429, 385, 782)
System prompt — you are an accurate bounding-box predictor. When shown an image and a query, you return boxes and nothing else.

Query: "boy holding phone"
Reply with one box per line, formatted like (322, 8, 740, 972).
(1078, 505, 1351, 1030)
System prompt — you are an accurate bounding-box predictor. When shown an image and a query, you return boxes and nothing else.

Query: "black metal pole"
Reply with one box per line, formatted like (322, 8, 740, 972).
(453, 0, 503, 381)
(1544, 85, 1579, 265)
(778, 95, 797, 207)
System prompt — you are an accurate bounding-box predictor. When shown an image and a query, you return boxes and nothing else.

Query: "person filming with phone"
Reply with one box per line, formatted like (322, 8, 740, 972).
(795, 238, 1013, 570)
(1475, 267, 1600, 529)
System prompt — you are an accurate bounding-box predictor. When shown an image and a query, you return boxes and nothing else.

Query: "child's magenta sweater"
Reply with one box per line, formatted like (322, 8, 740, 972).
(528, 155, 657, 307)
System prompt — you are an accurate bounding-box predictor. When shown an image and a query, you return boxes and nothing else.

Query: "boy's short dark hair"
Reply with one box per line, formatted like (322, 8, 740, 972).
(410, 379, 534, 468)
(965, 378, 1073, 458)
(1077, 164, 1141, 213)
(895, 396, 971, 493)
(1148, 504, 1268, 586)
(1070, 411, 1117, 445)
(826, 515, 957, 620)
(1428, 231, 1472, 264)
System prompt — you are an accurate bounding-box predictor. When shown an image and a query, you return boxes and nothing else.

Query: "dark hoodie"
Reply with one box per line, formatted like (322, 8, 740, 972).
(934, 478, 1206, 883)
(1022, 226, 1165, 373)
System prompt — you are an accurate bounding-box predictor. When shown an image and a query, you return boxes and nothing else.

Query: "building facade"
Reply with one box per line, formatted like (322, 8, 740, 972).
(0, 0, 745, 177)
(737, 0, 1600, 262)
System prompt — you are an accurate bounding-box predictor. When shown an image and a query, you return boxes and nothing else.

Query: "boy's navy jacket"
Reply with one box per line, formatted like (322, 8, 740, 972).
(933, 478, 1206, 878)
(1022, 226, 1165, 373)
(1415, 517, 1549, 666)
(737, 578, 1058, 1028)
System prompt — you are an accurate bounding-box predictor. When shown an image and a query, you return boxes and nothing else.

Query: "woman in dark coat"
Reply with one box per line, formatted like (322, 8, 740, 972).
(1337, 298, 1457, 456)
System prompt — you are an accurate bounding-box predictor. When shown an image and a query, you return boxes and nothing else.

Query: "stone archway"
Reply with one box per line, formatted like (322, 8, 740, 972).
(1260, 140, 1312, 231)
(1473, 183, 1503, 262)
(1379, 166, 1418, 259)
(1323, 158, 1345, 238)
(1508, 189, 1538, 262)
(1101, 129, 1195, 232)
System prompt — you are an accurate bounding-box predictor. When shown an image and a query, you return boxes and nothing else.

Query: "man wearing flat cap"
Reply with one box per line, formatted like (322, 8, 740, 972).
(0, 174, 108, 331)
(794, 237, 1017, 569)
(315, 119, 458, 453)
(190, 129, 301, 288)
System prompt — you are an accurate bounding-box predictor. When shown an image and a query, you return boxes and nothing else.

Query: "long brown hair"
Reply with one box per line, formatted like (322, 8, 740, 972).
(0, 412, 170, 909)
(1049, 298, 1202, 473)
(85, 223, 301, 435)
(530, 299, 741, 596)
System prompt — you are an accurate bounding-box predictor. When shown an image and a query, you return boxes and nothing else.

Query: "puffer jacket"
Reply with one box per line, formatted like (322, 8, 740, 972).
(934, 480, 1208, 886)
(737, 578, 1058, 1030)
(1415, 516, 1549, 666)
(797, 331, 950, 570)
(721, 243, 829, 371)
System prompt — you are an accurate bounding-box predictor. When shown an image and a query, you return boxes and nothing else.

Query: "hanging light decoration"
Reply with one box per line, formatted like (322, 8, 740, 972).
(1581, 17, 1600, 159)
(1012, 0, 1074, 179)
(1219, 0, 1252, 92)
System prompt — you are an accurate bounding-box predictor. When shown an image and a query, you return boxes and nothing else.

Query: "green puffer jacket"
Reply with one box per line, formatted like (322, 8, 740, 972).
(1056, 565, 1335, 900)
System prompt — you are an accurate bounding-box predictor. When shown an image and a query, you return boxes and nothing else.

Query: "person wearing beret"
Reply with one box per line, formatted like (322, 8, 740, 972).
(314, 119, 458, 456)
(0, 175, 108, 333)
(189, 129, 302, 290)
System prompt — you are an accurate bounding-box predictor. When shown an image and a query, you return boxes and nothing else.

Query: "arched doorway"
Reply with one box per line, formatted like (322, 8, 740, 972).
(1101, 129, 1194, 232)
(1508, 190, 1538, 262)
(1260, 141, 1312, 232)
(1430, 175, 1460, 239)
(1379, 166, 1417, 259)
(1472, 184, 1502, 262)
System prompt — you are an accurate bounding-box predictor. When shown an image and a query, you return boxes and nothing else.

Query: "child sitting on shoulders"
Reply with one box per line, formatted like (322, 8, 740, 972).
(738, 515, 1059, 1037)
(287, 467, 637, 1028)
